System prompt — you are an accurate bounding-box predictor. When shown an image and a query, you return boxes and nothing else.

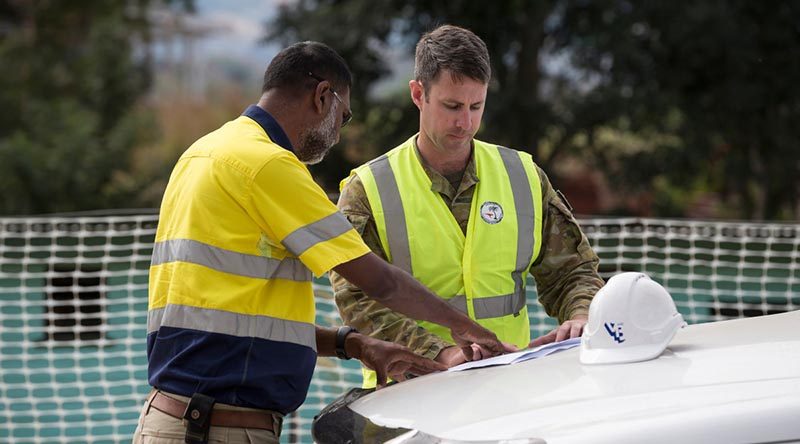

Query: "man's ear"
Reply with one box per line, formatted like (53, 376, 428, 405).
(409, 80, 425, 110)
(313, 80, 330, 115)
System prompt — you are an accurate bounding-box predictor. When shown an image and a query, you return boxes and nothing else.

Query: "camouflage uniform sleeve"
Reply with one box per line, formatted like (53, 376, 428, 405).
(531, 166, 604, 323)
(329, 174, 451, 360)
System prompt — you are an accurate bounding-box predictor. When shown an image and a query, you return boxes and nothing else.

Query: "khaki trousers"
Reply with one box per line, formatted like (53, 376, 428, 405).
(132, 390, 282, 444)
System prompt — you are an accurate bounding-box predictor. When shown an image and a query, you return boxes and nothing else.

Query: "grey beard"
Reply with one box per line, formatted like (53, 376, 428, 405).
(297, 103, 338, 165)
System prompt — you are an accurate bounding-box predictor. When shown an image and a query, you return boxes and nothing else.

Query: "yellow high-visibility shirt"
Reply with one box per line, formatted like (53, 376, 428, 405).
(148, 105, 369, 414)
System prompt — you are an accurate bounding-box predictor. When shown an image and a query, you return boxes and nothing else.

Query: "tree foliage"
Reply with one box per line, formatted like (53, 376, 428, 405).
(2, 1, 796, 219)
(557, 0, 800, 219)
(0, 0, 190, 215)
(266, 0, 800, 220)
(266, 0, 575, 191)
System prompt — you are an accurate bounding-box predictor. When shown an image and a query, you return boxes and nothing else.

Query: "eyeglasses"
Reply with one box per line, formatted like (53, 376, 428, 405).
(308, 72, 353, 127)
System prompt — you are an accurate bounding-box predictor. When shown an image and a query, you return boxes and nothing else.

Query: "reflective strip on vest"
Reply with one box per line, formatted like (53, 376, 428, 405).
(152, 238, 312, 282)
(448, 295, 468, 314)
(281, 211, 354, 257)
(368, 155, 412, 273)
(472, 292, 517, 320)
(497, 146, 536, 316)
(449, 293, 518, 319)
(148, 305, 316, 350)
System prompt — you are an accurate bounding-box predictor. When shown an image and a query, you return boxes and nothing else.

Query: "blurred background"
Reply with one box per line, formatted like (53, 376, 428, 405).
(1, 2, 799, 443)
(1, 0, 798, 220)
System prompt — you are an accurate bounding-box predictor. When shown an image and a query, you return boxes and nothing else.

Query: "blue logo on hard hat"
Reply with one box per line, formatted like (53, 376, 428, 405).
(604, 322, 625, 343)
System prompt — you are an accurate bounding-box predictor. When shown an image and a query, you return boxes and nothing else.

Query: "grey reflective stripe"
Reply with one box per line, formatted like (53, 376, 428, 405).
(368, 155, 412, 273)
(151, 238, 312, 282)
(497, 146, 535, 314)
(447, 295, 468, 314)
(451, 293, 520, 319)
(472, 293, 516, 319)
(147, 308, 164, 334)
(147, 305, 316, 350)
(281, 212, 354, 257)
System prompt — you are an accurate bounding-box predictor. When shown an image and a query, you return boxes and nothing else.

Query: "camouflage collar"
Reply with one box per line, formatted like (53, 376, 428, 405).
(412, 136, 480, 201)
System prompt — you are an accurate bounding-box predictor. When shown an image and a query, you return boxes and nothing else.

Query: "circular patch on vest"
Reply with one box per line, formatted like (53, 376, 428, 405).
(480, 201, 504, 224)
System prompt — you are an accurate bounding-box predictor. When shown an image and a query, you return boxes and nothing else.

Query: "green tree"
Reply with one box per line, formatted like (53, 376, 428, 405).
(266, 0, 800, 220)
(556, 0, 800, 219)
(0, 0, 191, 215)
(265, 0, 585, 192)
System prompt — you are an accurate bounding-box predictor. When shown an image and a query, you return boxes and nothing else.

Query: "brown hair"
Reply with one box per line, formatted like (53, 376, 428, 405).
(414, 25, 491, 91)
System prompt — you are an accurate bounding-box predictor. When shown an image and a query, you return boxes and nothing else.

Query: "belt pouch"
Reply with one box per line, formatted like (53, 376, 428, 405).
(182, 393, 216, 444)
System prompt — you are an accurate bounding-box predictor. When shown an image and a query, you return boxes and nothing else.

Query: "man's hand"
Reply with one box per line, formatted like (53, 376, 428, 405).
(450, 320, 518, 360)
(345, 333, 447, 388)
(436, 342, 520, 366)
(434, 346, 468, 367)
(529, 315, 588, 348)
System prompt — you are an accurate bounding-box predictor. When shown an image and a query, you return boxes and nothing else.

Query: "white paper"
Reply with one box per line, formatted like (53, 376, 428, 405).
(448, 337, 581, 372)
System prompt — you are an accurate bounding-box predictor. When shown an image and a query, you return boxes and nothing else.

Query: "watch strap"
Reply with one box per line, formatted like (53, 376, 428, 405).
(335, 326, 357, 360)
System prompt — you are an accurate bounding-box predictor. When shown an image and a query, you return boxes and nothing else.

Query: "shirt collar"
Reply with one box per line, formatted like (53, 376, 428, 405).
(412, 135, 479, 199)
(242, 105, 293, 152)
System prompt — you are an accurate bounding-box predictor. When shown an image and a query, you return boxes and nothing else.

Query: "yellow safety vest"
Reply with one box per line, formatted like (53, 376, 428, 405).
(349, 136, 544, 387)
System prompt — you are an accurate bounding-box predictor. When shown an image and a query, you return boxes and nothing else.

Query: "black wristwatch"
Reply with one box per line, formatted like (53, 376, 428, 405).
(335, 326, 358, 360)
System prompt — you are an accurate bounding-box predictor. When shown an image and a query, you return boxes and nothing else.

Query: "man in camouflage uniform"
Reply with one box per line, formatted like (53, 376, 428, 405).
(330, 25, 603, 377)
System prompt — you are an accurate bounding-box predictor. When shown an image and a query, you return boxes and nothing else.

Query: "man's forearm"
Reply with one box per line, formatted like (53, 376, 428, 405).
(315, 324, 372, 361)
(333, 252, 474, 330)
(332, 278, 452, 359)
(371, 259, 473, 327)
(540, 261, 601, 322)
(315, 325, 337, 357)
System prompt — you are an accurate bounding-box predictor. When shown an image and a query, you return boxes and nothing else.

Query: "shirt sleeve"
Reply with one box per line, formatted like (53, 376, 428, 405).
(531, 166, 605, 322)
(249, 153, 370, 277)
(329, 174, 451, 359)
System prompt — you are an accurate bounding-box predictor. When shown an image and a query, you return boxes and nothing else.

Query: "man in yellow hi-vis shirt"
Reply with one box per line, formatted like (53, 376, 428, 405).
(134, 41, 512, 444)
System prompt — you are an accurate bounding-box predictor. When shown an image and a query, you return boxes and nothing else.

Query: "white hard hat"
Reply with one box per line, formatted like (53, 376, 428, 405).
(580, 272, 686, 365)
